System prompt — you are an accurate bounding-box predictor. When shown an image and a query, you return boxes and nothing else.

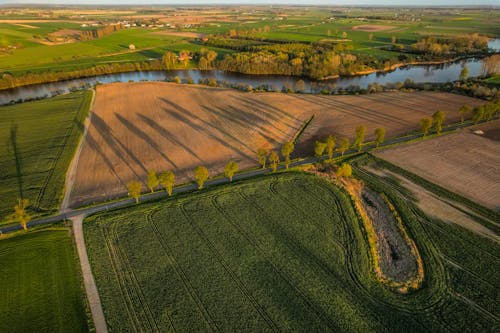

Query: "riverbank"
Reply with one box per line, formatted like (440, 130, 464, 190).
(1, 52, 493, 94)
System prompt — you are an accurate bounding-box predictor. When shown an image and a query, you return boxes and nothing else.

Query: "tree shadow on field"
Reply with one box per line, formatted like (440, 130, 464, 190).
(230, 94, 301, 125)
(200, 105, 281, 144)
(299, 94, 410, 126)
(158, 98, 252, 160)
(137, 113, 204, 164)
(9, 123, 24, 200)
(84, 132, 126, 187)
(114, 113, 178, 169)
(91, 113, 147, 176)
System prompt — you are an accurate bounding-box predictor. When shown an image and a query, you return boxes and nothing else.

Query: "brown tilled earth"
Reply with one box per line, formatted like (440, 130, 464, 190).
(375, 120, 500, 211)
(352, 25, 395, 31)
(69, 82, 485, 206)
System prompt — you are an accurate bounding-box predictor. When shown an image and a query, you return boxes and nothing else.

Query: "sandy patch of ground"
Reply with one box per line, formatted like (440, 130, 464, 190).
(364, 166, 499, 242)
(375, 123, 500, 211)
(352, 25, 396, 32)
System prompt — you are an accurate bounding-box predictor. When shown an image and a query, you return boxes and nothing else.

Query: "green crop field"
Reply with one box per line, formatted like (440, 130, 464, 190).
(0, 90, 92, 225)
(0, 228, 89, 333)
(84, 172, 499, 332)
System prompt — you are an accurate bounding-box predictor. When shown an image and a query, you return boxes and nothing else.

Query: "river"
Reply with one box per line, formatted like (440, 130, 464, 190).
(1, 39, 498, 105)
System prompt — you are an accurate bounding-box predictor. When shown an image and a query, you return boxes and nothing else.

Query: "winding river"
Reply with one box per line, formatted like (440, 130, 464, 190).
(1, 39, 498, 105)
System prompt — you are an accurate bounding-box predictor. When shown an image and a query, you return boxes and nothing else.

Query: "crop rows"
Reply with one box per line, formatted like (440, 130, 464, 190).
(85, 172, 499, 332)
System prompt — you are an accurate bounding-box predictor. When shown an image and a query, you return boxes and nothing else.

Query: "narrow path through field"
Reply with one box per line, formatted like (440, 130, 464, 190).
(60, 89, 95, 213)
(72, 213, 109, 333)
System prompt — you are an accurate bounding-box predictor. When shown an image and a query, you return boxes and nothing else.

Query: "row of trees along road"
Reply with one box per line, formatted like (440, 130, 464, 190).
(419, 101, 499, 137)
(11, 100, 499, 231)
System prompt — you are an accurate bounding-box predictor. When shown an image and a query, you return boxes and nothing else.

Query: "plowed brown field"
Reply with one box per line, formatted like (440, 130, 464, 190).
(375, 120, 500, 211)
(69, 82, 484, 206)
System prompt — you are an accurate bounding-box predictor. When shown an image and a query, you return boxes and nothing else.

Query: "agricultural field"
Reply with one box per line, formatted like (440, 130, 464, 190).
(0, 6, 498, 80)
(375, 120, 500, 211)
(69, 82, 484, 207)
(84, 171, 500, 332)
(0, 228, 89, 333)
(0, 90, 92, 225)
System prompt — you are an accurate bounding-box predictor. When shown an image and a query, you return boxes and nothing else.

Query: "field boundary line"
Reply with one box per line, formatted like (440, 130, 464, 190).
(61, 89, 95, 213)
(72, 214, 109, 333)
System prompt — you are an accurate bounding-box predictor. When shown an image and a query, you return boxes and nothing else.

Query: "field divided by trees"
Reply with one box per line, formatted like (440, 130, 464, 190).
(70, 82, 484, 207)
(0, 90, 93, 224)
(0, 228, 89, 333)
(84, 172, 499, 332)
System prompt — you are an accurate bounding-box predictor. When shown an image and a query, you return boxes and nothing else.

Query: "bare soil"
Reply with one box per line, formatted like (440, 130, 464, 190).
(364, 166, 499, 241)
(478, 121, 500, 142)
(375, 123, 500, 211)
(352, 25, 395, 32)
(69, 83, 485, 206)
(153, 31, 203, 38)
(293, 91, 484, 155)
(360, 188, 418, 282)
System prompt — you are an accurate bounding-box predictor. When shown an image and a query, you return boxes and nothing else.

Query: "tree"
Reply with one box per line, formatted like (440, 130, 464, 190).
(257, 148, 268, 169)
(14, 198, 30, 231)
(339, 137, 350, 156)
(127, 181, 142, 204)
(147, 171, 159, 193)
(179, 50, 191, 68)
(162, 51, 177, 70)
(295, 80, 306, 93)
(281, 141, 294, 169)
(224, 160, 239, 182)
(314, 140, 327, 158)
(458, 104, 472, 124)
(325, 135, 336, 159)
(269, 150, 280, 172)
(472, 106, 484, 124)
(392, 35, 397, 44)
(194, 166, 209, 189)
(354, 125, 366, 152)
(336, 163, 352, 178)
(460, 66, 469, 81)
(172, 76, 181, 84)
(342, 31, 348, 39)
(199, 57, 209, 70)
(432, 110, 446, 135)
(368, 33, 373, 41)
(374, 127, 386, 147)
(206, 50, 218, 67)
(420, 117, 432, 137)
(159, 171, 175, 196)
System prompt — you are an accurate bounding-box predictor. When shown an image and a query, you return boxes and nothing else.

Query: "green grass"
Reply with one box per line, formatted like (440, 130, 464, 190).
(84, 172, 499, 332)
(0, 90, 92, 224)
(0, 228, 89, 333)
(485, 75, 500, 85)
